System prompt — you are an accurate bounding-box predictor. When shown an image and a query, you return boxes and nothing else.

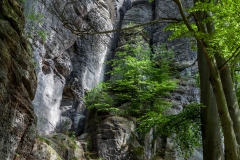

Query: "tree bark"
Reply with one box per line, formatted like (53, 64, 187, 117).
(173, 0, 240, 158)
(215, 55, 240, 144)
(209, 68, 240, 159)
(205, 15, 240, 145)
(198, 42, 224, 160)
(194, 5, 224, 159)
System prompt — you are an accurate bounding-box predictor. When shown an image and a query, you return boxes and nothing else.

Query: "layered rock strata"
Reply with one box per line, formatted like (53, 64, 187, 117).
(0, 0, 37, 159)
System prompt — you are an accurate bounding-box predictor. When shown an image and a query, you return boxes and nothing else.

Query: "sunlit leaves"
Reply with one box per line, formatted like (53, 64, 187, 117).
(166, 0, 240, 60)
(84, 42, 176, 117)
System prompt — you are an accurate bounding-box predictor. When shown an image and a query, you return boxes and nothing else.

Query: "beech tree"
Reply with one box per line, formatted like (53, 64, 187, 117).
(168, 0, 240, 158)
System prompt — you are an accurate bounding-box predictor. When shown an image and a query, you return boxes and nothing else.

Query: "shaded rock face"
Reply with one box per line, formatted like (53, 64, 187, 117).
(0, 0, 37, 159)
(97, 116, 140, 160)
(154, 0, 197, 73)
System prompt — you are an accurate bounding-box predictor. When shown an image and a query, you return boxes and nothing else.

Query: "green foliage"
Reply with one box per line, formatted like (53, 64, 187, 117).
(84, 83, 118, 113)
(109, 43, 176, 116)
(84, 41, 200, 157)
(37, 135, 51, 145)
(193, 1, 240, 58)
(165, 0, 240, 61)
(138, 103, 201, 157)
(84, 42, 176, 117)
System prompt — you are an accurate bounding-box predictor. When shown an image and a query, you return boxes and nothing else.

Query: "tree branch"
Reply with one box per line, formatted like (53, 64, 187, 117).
(173, 0, 195, 32)
(73, 17, 181, 36)
(219, 46, 240, 71)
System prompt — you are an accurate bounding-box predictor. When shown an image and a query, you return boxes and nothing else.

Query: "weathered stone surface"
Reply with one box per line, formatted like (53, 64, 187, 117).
(97, 116, 140, 160)
(0, 0, 37, 159)
(122, 1, 152, 27)
(60, 0, 134, 136)
(26, 0, 128, 136)
(153, 0, 197, 72)
(32, 56, 64, 135)
(31, 134, 85, 160)
(31, 139, 62, 160)
(24, 0, 77, 135)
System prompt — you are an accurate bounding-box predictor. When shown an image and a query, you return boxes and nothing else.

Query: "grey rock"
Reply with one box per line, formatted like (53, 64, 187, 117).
(31, 133, 85, 160)
(32, 57, 64, 135)
(56, 116, 72, 134)
(122, 2, 153, 27)
(153, 0, 197, 72)
(97, 116, 138, 160)
(54, 52, 73, 77)
(25, 0, 77, 135)
(189, 149, 203, 160)
(26, 0, 116, 135)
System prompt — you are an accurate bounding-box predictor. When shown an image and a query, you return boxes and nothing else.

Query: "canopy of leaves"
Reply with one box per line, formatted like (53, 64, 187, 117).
(165, 0, 240, 62)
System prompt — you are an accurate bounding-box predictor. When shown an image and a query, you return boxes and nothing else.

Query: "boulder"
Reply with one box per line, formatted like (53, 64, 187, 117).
(97, 116, 142, 160)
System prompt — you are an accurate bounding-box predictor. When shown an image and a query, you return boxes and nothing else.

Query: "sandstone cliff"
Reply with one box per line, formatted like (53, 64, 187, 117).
(0, 0, 202, 159)
(0, 0, 37, 159)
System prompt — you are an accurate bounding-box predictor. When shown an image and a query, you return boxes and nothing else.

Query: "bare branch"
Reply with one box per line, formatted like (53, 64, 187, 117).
(172, 0, 195, 32)
(38, 0, 183, 36)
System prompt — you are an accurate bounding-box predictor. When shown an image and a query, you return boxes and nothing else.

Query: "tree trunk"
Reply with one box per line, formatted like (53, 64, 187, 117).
(198, 43, 224, 160)
(206, 16, 240, 145)
(215, 54, 240, 144)
(209, 68, 240, 159)
(173, 0, 240, 158)
(194, 5, 224, 159)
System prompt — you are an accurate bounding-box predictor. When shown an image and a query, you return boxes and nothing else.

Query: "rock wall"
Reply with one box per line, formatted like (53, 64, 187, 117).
(97, 116, 139, 160)
(25, 0, 132, 136)
(25, 0, 77, 135)
(0, 0, 37, 159)
(24, 0, 202, 159)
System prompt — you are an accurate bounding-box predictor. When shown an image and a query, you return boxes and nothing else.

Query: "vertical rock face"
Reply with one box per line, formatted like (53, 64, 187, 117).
(0, 0, 37, 159)
(25, 0, 201, 159)
(25, 0, 78, 135)
(61, 0, 133, 136)
(97, 116, 138, 160)
(153, 0, 197, 74)
(26, 0, 133, 136)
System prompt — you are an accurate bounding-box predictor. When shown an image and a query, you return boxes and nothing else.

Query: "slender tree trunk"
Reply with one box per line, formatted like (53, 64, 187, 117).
(209, 67, 240, 159)
(198, 43, 224, 160)
(173, 0, 240, 158)
(194, 5, 224, 159)
(206, 17, 240, 145)
(215, 55, 240, 144)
